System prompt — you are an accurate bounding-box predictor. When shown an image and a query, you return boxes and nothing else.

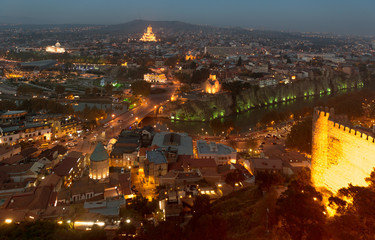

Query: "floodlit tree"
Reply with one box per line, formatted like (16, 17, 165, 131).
(328, 168, 375, 239)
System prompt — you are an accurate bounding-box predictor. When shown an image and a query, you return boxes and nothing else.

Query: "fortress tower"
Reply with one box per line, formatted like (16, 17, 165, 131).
(311, 107, 375, 193)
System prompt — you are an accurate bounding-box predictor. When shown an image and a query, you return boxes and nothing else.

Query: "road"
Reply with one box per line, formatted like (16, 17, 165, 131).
(72, 85, 178, 155)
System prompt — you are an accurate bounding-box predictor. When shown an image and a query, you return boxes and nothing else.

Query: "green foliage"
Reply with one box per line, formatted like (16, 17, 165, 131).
(286, 117, 312, 154)
(324, 89, 375, 118)
(76, 105, 107, 122)
(18, 99, 74, 114)
(127, 196, 158, 218)
(327, 168, 375, 239)
(276, 169, 327, 240)
(131, 80, 151, 97)
(225, 169, 246, 189)
(143, 220, 183, 240)
(164, 56, 179, 68)
(125, 66, 150, 80)
(191, 68, 210, 84)
(255, 172, 285, 192)
(174, 72, 191, 83)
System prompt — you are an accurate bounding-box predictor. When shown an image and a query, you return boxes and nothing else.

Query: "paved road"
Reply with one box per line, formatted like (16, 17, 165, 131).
(72, 85, 178, 155)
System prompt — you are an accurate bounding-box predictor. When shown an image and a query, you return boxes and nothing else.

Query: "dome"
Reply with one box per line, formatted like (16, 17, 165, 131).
(90, 142, 109, 162)
(55, 41, 61, 47)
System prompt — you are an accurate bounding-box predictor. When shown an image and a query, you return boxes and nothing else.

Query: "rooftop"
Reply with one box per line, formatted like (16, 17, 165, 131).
(53, 157, 79, 177)
(250, 158, 283, 170)
(0, 111, 27, 117)
(90, 142, 109, 162)
(146, 150, 167, 164)
(197, 140, 236, 155)
(152, 132, 193, 156)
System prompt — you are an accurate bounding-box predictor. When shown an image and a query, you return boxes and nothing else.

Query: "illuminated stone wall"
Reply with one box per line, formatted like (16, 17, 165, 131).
(89, 159, 109, 180)
(312, 107, 375, 193)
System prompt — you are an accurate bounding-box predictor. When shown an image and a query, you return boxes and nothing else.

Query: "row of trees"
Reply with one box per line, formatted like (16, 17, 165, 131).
(18, 99, 74, 115)
(286, 117, 313, 154)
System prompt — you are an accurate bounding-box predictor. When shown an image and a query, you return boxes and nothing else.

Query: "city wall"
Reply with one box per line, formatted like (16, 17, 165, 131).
(311, 107, 375, 193)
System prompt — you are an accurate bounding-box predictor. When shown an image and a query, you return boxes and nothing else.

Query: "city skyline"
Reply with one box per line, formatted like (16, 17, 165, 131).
(1, 0, 375, 36)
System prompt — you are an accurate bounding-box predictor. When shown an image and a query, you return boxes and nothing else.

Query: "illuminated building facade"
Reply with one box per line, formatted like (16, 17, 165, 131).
(89, 142, 109, 180)
(140, 26, 157, 42)
(312, 107, 375, 193)
(144, 73, 167, 83)
(45, 41, 65, 53)
(204, 74, 221, 94)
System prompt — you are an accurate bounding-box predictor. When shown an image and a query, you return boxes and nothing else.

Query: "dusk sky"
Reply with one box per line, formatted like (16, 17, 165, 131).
(1, 0, 374, 35)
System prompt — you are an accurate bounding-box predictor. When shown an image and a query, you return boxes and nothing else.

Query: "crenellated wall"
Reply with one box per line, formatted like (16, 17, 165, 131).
(311, 107, 375, 193)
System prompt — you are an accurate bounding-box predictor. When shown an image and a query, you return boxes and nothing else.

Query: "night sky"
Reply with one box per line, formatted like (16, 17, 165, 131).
(1, 0, 374, 35)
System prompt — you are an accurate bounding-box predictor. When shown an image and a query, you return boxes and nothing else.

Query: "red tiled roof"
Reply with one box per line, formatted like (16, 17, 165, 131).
(39, 173, 61, 188)
(53, 157, 79, 177)
(5, 186, 55, 210)
(1, 154, 25, 165)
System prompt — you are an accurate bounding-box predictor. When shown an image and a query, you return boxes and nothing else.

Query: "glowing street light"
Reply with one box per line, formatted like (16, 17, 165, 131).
(112, 114, 115, 118)
(5, 219, 12, 224)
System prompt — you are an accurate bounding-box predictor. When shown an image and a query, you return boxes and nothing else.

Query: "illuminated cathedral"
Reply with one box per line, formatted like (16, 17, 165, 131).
(46, 41, 65, 53)
(140, 26, 157, 42)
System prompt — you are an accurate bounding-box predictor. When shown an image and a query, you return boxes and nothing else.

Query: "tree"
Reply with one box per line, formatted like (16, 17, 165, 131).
(190, 61, 197, 69)
(276, 169, 327, 240)
(256, 172, 285, 192)
(117, 222, 136, 238)
(191, 68, 210, 84)
(131, 80, 151, 97)
(328, 168, 375, 239)
(178, 84, 191, 94)
(237, 56, 242, 66)
(104, 83, 113, 95)
(225, 169, 245, 190)
(286, 117, 312, 154)
(164, 56, 178, 68)
(55, 85, 65, 95)
(143, 220, 183, 240)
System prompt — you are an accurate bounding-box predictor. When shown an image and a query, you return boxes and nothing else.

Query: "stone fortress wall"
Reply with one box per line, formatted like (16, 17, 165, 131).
(311, 106, 375, 193)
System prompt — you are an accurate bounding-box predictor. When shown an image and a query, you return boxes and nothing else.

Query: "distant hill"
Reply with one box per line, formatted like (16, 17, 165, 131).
(100, 19, 216, 34)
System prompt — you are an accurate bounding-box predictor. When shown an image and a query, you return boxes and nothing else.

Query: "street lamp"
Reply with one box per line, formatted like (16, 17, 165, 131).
(112, 114, 115, 118)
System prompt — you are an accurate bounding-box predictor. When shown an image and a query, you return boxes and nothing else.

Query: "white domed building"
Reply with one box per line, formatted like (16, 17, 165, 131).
(46, 41, 65, 53)
(89, 142, 109, 180)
